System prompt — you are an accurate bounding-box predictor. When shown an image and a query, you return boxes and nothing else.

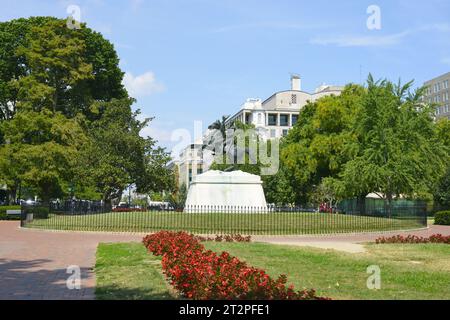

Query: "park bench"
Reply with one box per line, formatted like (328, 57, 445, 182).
(6, 209, 21, 216)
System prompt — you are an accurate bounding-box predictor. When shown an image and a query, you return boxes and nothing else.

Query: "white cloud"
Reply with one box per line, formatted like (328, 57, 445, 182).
(211, 21, 329, 33)
(442, 57, 450, 66)
(310, 31, 410, 47)
(310, 23, 450, 48)
(122, 71, 165, 97)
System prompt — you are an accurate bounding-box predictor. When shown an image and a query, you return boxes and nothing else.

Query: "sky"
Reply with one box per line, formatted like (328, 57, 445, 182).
(1, 0, 450, 154)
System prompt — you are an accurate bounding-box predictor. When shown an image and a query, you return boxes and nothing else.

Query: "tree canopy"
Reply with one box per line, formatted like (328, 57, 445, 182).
(0, 17, 173, 204)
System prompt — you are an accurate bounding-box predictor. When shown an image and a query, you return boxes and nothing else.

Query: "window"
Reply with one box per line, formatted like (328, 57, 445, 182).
(197, 168, 203, 175)
(268, 114, 277, 126)
(280, 114, 289, 126)
(188, 168, 193, 183)
(257, 113, 262, 125)
(282, 129, 289, 137)
(245, 113, 251, 125)
(291, 94, 297, 104)
(291, 115, 298, 126)
(445, 80, 449, 89)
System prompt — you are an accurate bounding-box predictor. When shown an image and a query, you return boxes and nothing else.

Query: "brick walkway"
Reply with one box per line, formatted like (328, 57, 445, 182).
(1, 222, 449, 299)
(0, 222, 141, 300)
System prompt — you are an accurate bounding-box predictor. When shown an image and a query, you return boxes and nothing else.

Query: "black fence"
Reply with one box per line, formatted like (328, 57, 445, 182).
(19, 200, 428, 235)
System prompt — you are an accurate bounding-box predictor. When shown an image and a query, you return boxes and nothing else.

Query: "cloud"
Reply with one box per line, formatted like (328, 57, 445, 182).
(442, 57, 450, 66)
(310, 31, 410, 47)
(122, 71, 165, 97)
(310, 23, 450, 48)
(211, 21, 329, 33)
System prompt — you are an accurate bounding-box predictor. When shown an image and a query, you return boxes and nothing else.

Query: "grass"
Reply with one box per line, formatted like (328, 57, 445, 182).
(95, 243, 175, 300)
(24, 211, 424, 235)
(95, 241, 450, 300)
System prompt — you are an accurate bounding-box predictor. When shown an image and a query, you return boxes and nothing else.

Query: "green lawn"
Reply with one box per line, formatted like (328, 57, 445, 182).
(95, 241, 450, 300)
(25, 211, 424, 235)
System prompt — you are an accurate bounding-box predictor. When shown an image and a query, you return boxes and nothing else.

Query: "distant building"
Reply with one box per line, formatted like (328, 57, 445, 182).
(171, 143, 204, 188)
(226, 75, 344, 139)
(423, 72, 450, 120)
(173, 76, 344, 188)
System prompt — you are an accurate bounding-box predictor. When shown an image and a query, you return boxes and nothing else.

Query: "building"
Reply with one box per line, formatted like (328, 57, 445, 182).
(172, 143, 204, 188)
(423, 72, 450, 120)
(226, 75, 344, 139)
(173, 76, 344, 189)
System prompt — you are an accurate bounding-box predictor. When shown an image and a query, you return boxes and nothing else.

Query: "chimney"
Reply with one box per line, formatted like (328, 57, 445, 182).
(291, 74, 301, 91)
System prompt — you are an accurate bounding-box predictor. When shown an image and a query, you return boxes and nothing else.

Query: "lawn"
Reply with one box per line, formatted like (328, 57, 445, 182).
(95, 241, 450, 300)
(25, 211, 424, 235)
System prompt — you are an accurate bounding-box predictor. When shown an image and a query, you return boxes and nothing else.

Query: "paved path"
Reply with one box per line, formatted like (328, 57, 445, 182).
(0, 222, 141, 300)
(253, 225, 450, 253)
(1, 222, 449, 299)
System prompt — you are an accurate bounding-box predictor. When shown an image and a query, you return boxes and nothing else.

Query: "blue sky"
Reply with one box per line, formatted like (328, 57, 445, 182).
(1, 0, 450, 152)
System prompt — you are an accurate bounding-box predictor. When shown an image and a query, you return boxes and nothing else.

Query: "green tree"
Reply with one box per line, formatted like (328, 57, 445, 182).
(271, 84, 364, 205)
(433, 119, 450, 207)
(0, 110, 86, 203)
(338, 76, 447, 212)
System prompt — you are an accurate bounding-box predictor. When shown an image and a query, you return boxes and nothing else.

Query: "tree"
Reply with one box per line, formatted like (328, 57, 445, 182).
(270, 84, 365, 205)
(0, 17, 172, 203)
(0, 110, 86, 203)
(338, 76, 447, 212)
(77, 98, 174, 204)
(433, 119, 450, 207)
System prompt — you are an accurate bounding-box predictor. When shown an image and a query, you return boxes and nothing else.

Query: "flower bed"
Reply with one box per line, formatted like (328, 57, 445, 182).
(143, 231, 328, 300)
(375, 234, 450, 244)
(194, 234, 252, 243)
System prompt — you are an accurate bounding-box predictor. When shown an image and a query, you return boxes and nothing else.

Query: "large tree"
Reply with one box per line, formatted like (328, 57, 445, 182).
(266, 84, 365, 205)
(337, 76, 447, 210)
(0, 17, 172, 203)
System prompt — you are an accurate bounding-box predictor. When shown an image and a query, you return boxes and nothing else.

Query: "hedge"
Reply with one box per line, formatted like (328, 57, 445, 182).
(435, 211, 450, 226)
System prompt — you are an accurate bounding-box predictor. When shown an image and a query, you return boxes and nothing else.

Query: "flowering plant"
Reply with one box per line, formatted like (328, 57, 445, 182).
(375, 234, 450, 244)
(143, 231, 328, 300)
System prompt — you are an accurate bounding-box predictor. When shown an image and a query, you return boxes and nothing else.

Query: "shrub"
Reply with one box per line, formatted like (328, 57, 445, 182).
(375, 234, 450, 244)
(435, 211, 450, 226)
(21, 206, 49, 219)
(143, 231, 328, 300)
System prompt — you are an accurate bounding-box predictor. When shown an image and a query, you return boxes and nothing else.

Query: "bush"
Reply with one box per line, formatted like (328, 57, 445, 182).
(22, 206, 49, 219)
(435, 211, 450, 226)
(375, 234, 450, 244)
(143, 231, 328, 300)
(0, 206, 21, 220)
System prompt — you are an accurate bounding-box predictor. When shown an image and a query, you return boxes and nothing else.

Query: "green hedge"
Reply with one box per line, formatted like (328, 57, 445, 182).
(22, 206, 49, 219)
(435, 211, 450, 226)
(0, 206, 21, 220)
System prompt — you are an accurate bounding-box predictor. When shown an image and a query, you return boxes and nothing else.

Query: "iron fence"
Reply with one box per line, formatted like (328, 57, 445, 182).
(20, 200, 428, 235)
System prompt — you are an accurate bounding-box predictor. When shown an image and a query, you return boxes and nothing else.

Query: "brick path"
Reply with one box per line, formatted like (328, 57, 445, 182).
(1, 222, 449, 299)
(0, 222, 141, 300)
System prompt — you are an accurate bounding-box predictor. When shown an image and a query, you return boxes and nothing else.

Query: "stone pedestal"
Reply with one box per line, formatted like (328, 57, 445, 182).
(184, 171, 267, 211)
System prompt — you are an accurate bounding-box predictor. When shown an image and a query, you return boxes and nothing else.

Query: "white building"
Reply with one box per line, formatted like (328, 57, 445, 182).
(172, 76, 344, 189)
(226, 75, 344, 139)
(171, 143, 204, 188)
